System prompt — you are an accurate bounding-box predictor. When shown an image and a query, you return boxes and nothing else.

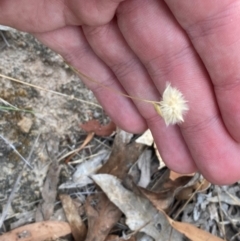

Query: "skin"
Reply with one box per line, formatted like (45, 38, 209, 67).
(1, 0, 240, 184)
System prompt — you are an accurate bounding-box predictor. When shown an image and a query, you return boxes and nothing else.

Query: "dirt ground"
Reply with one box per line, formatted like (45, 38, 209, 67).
(0, 29, 108, 232)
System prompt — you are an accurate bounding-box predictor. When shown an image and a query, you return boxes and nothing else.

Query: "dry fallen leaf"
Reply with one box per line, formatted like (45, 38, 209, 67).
(35, 161, 61, 221)
(85, 194, 122, 241)
(135, 129, 164, 169)
(0, 221, 71, 241)
(91, 173, 183, 241)
(97, 129, 143, 178)
(139, 187, 174, 211)
(80, 119, 116, 136)
(60, 194, 87, 241)
(168, 218, 225, 241)
(59, 150, 110, 189)
(105, 234, 136, 241)
(137, 150, 152, 188)
(85, 129, 144, 241)
(92, 173, 224, 241)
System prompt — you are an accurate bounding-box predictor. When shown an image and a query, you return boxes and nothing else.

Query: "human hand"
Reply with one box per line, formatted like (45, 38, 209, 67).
(1, 0, 240, 184)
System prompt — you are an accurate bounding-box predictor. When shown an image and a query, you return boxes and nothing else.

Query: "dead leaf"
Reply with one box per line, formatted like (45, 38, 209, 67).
(0, 221, 71, 241)
(135, 129, 153, 146)
(80, 119, 116, 136)
(35, 161, 61, 221)
(85, 129, 144, 241)
(122, 175, 173, 212)
(105, 235, 136, 241)
(139, 187, 173, 211)
(137, 150, 152, 188)
(85, 194, 122, 241)
(97, 129, 143, 178)
(91, 173, 183, 241)
(168, 218, 225, 241)
(59, 150, 110, 189)
(93, 173, 224, 241)
(135, 129, 164, 169)
(60, 194, 87, 241)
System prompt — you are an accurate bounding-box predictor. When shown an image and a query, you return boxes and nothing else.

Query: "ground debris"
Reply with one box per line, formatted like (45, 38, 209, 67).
(35, 161, 61, 221)
(0, 221, 71, 241)
(60, 194, 87, 241)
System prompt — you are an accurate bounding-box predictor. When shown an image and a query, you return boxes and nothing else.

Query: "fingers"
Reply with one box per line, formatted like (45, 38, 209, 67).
(0, 0, 125, 32)
(83, 18, 196, 173)
(34, 26, 146, 133)
(164, 0, 240, 183)
(118, 0, 240, 184)
(165, 0, 240, 143)
(66, 0, 126, 26)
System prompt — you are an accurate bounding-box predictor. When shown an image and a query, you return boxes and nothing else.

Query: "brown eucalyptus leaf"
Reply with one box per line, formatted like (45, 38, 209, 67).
(60, 194, 87, 241)
(0, 221, 71, 241)
(85, 194, 122, 241)
(80, 119, 116, 136)
(35, 162, 61, 221)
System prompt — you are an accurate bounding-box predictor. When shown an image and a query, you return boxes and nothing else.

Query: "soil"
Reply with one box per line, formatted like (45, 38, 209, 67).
(0, 29, 107, 232)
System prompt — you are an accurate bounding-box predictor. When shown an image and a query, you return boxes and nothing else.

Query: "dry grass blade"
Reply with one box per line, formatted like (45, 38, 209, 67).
(0, 73, 102, 108)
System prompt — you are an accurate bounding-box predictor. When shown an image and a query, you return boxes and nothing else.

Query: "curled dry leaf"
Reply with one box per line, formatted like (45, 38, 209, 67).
(80, 119, 116, 136)
(0, 221, 71, 241)
(139, 187, 174, 211)
(172, 173, 210, 201)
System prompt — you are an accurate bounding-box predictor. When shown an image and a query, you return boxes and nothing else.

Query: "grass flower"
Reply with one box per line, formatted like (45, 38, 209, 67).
(155, 82, 189, 126)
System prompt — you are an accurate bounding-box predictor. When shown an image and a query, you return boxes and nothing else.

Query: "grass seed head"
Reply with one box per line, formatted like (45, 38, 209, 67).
(159, 82, 189, 126)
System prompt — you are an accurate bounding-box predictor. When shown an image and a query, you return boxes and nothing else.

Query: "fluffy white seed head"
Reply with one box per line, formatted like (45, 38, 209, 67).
(159, 82, 189, 126)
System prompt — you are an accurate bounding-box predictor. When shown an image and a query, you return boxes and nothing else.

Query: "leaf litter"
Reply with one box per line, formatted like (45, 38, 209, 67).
(1, 29, 240, 241)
